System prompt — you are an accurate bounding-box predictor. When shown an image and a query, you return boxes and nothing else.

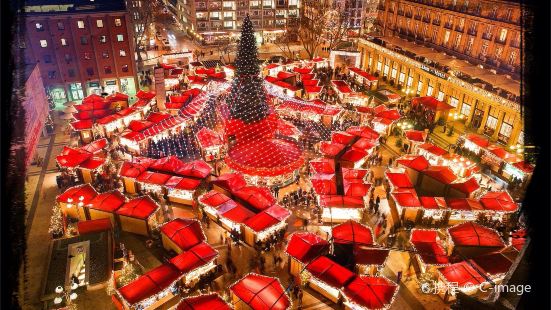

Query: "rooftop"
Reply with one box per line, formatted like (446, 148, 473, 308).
(23, 0, 126, 14)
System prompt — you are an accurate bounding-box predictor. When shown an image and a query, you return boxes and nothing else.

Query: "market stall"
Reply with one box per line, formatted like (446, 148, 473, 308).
(56, 146, 107, 184)
(242, 204, 291, 248)
(341, 276, 399, 310)
(348, 67, 378, 90)
(168, 241, 218, 287)
(56, 183, 99, 220)
(230, 273, 291, 310)
(416, 143, 448, 165)
(276, 99, 342, 127)
(373, 89, 401, 106)
(447, 222, 505, 258)
(478, 191, 519, 222)
(411, 96, 454, 123)
(436, 261, 488, 301)
(418, 166, 457, 196)
(396, 155, 430, 186)
(410, 230, 450, 274)
(319, 195, 365, 222)
(160, 218, 205, 254)
(305, 256, 356, 303)
(391, 188, 423, 223)
(175, 293, 232, 310)
(285, 232, 330, 278)
(331, 80, 354, 101)
(447, 177, 480, 198)
(354, 247, 391, 276)
(196, 127, 225, 162)
(85, 190, 126, 225)
(446, 198, 485, 224)
(115, 196, 161, 236)
(440, 154, 479, 178)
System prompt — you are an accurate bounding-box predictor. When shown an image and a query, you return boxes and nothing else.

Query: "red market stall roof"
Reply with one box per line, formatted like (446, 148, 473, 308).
(446, 198, 484, 212)
(331, 132, 355, 145)
(470, 252, 513, 276)
(276, 100, 342, 116)
(343, 179, 371, 197)
(320, 141, 346, 158)
(265, 63, 280, 70)
(119, 158, 156, 178)
(412, 96, 453, 111)
(293, 67, 312, 74)
(276, 119, 301, 137)
(385, 172, 414, 188)
(341, 148, 368, 163)
(77, 218, 112, 235)
(57, 184, 98, 204)
(197, 128, 223, 148)
(353, 138, 377, 152)
(449, 177, 480, 195)
(310, 158, 336, 174)
(342, 276, 398, 310)
(169, 242, 218, 273)
(176, 160, 213, 179)
(448, 222, 505, 248)
(311, 174, 337, 195)
(348, 67, 378, 81)
(277, 71, 295, 80)
(234, 186, 276, 211)
(199, 190, 232, 207)
(82, 94, 105, 104)
(437, 261, 486, 287)
(244, 204, 290, 232)
(418, 143, 448, 156)
(306, 256, 356, 288)
(405, 130, 427, 143)
(161, 218, 205, 251)
(219, 202, 256, 224)
(422, 166, 458, 184)
(342, 168, 368, 180)
(116, 196, 159, 220)
(176, 293, 232, 310)
(56, 151, 92, 169)
(212, 173, 248, 193)
(331, 80, 353, 93)
(303, 79, 319, 86)
(391, 188, 422, 208)
(354, 246, 390, 266)
(225, 139, 304, 177)
(230, 273, 290, 310)
(81, 138, 108, 154)
(410, 230, 449, 265)
(136, 171, 172, 186)
(107, 92, 129, 102)
(301, 73, 315, 81)
(196, 67, 216, 75)
(465, 134, 490, 148)
(87, 190, 126, 212)
(346, 126, 380, 141)
(375, 109, 401, 121)
(487, 145, 522, 164)
(118, 264, 180, 306)
(70, 119, 94, 131)
(150, 156, 188, 174)
(75, 157, 104, 171)
(397, 155, 430, 171)
(286, 232, 330, 264)
(305, 85, 323, 94)
(165, 176, 202, 191)
(419, 197, 447, 210)
(319, 195, 365, 209)
(512, 161, 534, 174)
(136, 90, 156, 100)
(479, 191, 518, 212)
(332, 220, 374, 246)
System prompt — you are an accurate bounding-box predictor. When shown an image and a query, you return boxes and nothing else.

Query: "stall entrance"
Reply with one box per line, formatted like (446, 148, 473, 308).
(329, 50, 360, 70)
(65, 241, 90, 288)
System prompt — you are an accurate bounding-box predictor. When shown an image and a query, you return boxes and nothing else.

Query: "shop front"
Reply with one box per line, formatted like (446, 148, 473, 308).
(48, 85, 68, 108)
(68, 83, 84, 102)
(86, 81, 102, 96)
(103, 79, 119, 95)
(119, 77, 137, 97)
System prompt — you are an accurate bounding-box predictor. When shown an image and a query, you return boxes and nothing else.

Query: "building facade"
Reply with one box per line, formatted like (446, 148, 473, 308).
(21, 0, 138, 107)
(169, 0, 300, 44)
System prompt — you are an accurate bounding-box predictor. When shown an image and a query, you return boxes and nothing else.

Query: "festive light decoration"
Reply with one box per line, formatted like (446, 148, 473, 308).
(48, 204, 64, 236)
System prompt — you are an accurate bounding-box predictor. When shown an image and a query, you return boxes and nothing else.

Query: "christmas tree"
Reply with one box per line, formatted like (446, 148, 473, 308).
(48, 204, 64, 237)
(227, 15, 270, 123)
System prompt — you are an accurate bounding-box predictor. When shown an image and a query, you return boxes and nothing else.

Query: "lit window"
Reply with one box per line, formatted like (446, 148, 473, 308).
(77, 20, 85, 29)
(104, 66, 112, 74)
(122, 64, 129, 72)
(460, 103, 471, 116)
(508, 51, 517, 65)
(61, 38, 67, 46)
(97, 20, 104, 28)
(99, 35, 107, 43)
(40, 40, 48, 47)
(102, 51, 109, 58)
(117, 34, 124, 42)
(35, 23, 44, 31)
(115, 18, 122, 27)
(485, 115, 498, 129)
(119, 50, 127, 57)
(499, 28, 507, 42)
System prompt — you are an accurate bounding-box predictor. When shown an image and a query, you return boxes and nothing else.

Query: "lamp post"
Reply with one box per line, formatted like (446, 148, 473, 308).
(53, 283, 78, 309)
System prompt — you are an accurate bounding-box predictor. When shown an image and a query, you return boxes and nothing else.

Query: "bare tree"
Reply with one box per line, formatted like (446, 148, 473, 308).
(274, 27, 299, 60)
(128, 0, 162, 70)
(297, 0, 350, 59)
(216, 43, 237, 64)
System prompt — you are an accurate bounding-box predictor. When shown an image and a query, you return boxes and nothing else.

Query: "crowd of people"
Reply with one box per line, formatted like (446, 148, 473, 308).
(144, 131, 201, 160)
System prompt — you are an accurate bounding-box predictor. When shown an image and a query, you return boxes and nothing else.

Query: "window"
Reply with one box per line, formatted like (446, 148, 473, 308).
(383, 64, 389, 76)
(223, 1, 234, 9)
(499, 122, 512, 138)
(64, 54, 72, 62)
(499, 28, 507, 42)
(57, 22, 64, 30)
(68, 68, 76, 78)
(119, 49, 127, 57)
(40, 40, 48, 47)
(86, 68, 94, 76)
(44, 55, 52, 63)
(122, 64, 129, 72)
(96, 19, 104, 28)
(432, 29, 438, 42)
(465, 37, 474, 54)
(224, 21, 234, 28)
(460, 103, 471, 116)
(211, 12, 220, 19)
(48, 71, 56, 79)
(449, 96, 459, 107)
(417, 80, 423, 94)
(80, 36, 88, 45)
(443, 30, 450, 45)
(84, 52, 91, 60)
(61, 38, 67, 46)
(495, 46, 503, 59)
(35, 23, 44, 31)
(133, 12, 139, 20)
(485, 115, 498, 129)
(117, 34, 124, 42)
(399, 72, 405, 84)
(114, 18, 122, 26)
(99, 35, 107, 43)
(480, 41, 489, 56)
(77, 20, 85, 29)
(376, 61, 382, 72)
(407, 75, 413, 87)
(427, 84, 434, 97)
(102, 51, 109, 58)
(288, 0, 297, 6)
(263, 0, 272, 7)
(517, 131, 524, 145)
(508, 51, 517, 65)
(454, 34, 462, 49)
(391, 67, 397, 79)
(104, 66, 112, 74)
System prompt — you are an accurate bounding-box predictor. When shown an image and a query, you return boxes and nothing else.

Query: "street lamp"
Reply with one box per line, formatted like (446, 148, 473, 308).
(54, 283, 78, 309)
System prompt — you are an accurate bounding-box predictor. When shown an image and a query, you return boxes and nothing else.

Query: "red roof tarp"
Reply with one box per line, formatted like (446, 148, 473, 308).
(219, 203, 255, 224)
(412, 96, 453, 111)
(341, 148, 368, 163)
(57, 184, 98, 204)
(197, 128, 223, 148)
(87, 190, 126, 212)
(136, 171, 172, 186)
(437, 261, 486, 287)
(348, 67, 378, 81)
(450, 177, 480, 194)
(234, 186, 276, 212)
(385, 172, 414, 188)
(165, 176, 202, 191)
(465, 134, 490, 148)
(332, 80, 353, 93)
(319, 195, 364, 209)
(352, 138, 377, 152)
(118, 264, 180, 305)
(418, 143, 448, 156)
(116, 196, 159, 220)
(343, 179, 371, 197)
(230, 273, 290, 310)
(286, 232, 329, 264)
(306, 256, 356, 288)
(471, 252, 513, 276)
(397, 155, 430, 171)
(512, 161, 534, 174)
(332, 220, 374, 246)
(119, 158, 155, 178)
(175, 160, 212, 179)
(277, 71, 295, 80)
(244, 205, 290, 232)
(419, 197, 447, 210)
(448, 222, 505, 248)
(212, 173, 247, 193)
(136, 90, 156, 100)
(410, 230, 449, 265)
(161, 218, 205, 251)
(342, 276, 398, 310)
(169, 242, 218, 273)
(319, 141, 346, 158)
(293, 67, 312, 74)
(77, 218, 112, 235)
(199, 190, 232, 207)
(342, 168, 368, 180)
(422, 166, 458, 184)
(375, 109, 401, 121)
(311, 174, 337, 195)
(446, 198, 484, 211)
(479, 191, 518, 212)
(392, 188, 422, 208)
(176, 293, 231, 310)
(405, 130, 427, 143)
(81, 138, 108, 154)
(346, 126, 380, 141)
(70, 119, 94, 131)
(310, 158, 336, 174)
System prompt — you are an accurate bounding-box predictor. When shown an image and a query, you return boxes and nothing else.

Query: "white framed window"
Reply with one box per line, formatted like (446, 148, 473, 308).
(508, 51, 517, 65)
(417, 81, 423, 94)
(399, 72, 405, 84)
(481, 41, 489, 56)
(77, 20, 85, 28)
(40, 40, 48, 47)
(485, 115, 498, 129)
(454, 33, 462, 49)
(460, 103, 471, 116)
(96, 20, 104, 28)
(499, 122, 512, 138)
(117, 34, 124, 42)
(224, 21, 233, 28)
(115, 18, 122, 26)
(437, 91, 445, 101)
(391, 68, 397, 79)
(119, 49, 127, 57)
(427, 84, 434, 96)
(61, 38, 67, 46)
(443, 30, 450, 44)
(499, 28, 507, 42)
(376, 61, 382, 72)
(449, 96, 459, 107)
(407, 75, 413, 87)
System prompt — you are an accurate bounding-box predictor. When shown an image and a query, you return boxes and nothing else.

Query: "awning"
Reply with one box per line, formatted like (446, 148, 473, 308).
(385, 172, 414, 188)
(410, 230, 449, 265)
(397, 155, 430, 171)
(479, 191, 518, 212)
(56, 184, 98, 204)
(118, 264, 180, 306)
(169, 242, 218, 273)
